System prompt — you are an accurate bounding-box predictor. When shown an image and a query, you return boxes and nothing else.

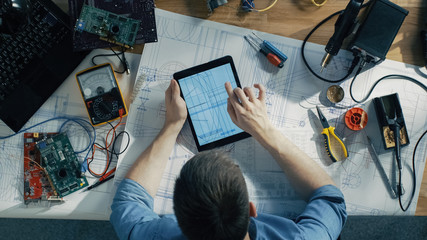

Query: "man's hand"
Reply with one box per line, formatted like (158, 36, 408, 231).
(225, 82, 336, 200)
(164, 79, 187, 132)
(125, 79, 187, 197)
(225, 82, 273, 140)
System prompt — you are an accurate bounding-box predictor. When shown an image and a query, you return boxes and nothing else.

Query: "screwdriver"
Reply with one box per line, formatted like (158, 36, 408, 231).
(252, 32, 288, 63)
(244, 36, 284, 68)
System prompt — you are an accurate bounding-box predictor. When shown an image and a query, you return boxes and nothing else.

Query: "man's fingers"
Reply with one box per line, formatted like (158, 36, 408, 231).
(171, 79, 181, 100)
(165, 80, 173, 102)
(225, 82, 236, 98)
(234, 88, 251, 108)
(244, 87, 256, 102)
(254, 83, 266, 102)
(225, 82, 244, 110)
(227, 99, 237, 124)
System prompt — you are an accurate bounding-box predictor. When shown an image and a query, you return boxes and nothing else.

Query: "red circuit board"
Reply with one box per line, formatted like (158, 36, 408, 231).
(23, 133, 61, 203)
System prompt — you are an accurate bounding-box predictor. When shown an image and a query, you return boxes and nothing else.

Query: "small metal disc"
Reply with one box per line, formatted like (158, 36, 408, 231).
(326, 85, 344, 103)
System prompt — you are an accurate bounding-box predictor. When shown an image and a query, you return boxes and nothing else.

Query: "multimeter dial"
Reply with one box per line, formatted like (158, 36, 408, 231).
(78, 67, 116, 100)
(92, 97, 119, 121)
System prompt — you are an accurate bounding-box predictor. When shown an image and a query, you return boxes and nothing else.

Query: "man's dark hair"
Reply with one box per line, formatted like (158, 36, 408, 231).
(173, 150, 250, 240)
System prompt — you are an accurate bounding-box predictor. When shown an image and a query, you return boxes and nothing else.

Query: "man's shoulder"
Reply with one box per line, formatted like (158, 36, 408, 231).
(249, 185, 346, 240)
(296, 185, 347, 239)
(249, 213, 302, 239)
(129, 216, 186, 240)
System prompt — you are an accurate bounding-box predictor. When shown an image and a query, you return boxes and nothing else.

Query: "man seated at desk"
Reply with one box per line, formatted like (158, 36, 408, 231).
(110, 79, 347, 240)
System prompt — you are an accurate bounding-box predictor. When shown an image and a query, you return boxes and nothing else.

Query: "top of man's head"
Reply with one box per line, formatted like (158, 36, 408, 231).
(173, 150, 250, 240)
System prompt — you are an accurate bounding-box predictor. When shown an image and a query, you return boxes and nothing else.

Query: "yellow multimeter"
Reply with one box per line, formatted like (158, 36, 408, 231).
(75, 63, 127, 126)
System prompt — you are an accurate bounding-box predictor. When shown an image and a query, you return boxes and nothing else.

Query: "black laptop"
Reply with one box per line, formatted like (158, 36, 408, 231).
(0, 0, 88, 132)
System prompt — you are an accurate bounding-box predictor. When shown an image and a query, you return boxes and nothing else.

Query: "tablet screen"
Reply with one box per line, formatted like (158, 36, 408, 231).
(174, 56, 250, 151)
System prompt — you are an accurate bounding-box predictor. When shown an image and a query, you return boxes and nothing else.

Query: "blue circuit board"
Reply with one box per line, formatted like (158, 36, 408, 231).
(36, 133, 88, 197)
(76, 5, 140, 48)
(69, 0, 157, 51)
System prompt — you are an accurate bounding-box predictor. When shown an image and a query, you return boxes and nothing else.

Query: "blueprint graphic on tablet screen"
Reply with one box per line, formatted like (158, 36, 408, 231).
(179, 63, 243, 145)
(115, 9, 427, 217)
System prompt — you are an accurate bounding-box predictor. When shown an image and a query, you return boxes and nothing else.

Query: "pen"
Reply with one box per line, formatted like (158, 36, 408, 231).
(367, 136, 397, 199)
(84, 174, 115, 192)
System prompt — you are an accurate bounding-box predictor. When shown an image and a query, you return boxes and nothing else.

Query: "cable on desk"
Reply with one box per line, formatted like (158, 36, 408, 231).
(95, 124, 130, 157)
(242, 0, 278, 12)
(86, 116, 123, 177)
(311, 0, 327, 7)
(85, 114, 130, 178)
(24, 156, 44, 171)
(90, 130, 129, 178)
(88, 126, 129, 179)
(58, 118, 96, 154)
(349, 74, 427, 103)
(91, 46, 129, 74)
(0, 117, 95, 145)
(88, 121, 118, 177)
(398, 130, 427, 212)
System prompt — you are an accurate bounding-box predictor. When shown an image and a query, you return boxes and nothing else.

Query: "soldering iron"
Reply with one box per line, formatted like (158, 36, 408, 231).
(320, 0, 363, 72)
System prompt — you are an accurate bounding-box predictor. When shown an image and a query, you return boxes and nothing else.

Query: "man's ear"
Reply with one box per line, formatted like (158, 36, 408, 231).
(249, 201, 257, 218)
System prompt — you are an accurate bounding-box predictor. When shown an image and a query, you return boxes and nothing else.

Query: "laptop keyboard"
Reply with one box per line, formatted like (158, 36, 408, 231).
(0, 0, 88, 132)
(0, 0, 68, 103)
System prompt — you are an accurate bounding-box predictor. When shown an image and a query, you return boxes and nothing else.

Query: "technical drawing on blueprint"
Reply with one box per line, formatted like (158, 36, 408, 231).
(115, 9, 427, 217)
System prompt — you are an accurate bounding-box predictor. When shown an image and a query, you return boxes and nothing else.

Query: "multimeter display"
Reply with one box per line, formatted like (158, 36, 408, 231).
(76, 64, 127, 126)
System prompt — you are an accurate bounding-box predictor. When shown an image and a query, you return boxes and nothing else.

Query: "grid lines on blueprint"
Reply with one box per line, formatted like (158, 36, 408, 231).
(179, 64, 243, 145)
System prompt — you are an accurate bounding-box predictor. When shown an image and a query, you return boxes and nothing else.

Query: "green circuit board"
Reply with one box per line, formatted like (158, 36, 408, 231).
(36, 133, 88, 197)
(75, 4, 140, 48)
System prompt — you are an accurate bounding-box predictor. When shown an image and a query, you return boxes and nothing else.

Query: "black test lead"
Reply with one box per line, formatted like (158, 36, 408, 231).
(366, 136, 397, 199)
(244, 36, 284, 68)
(83, 174, 115, 192)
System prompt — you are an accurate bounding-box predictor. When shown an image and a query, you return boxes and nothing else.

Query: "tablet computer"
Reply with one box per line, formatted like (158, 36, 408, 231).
(174, 55, 250, 151)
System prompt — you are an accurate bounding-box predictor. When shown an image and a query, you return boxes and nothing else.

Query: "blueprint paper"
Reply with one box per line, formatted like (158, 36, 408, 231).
(0, 50, 141, 219)
(115, 9, 427, 216)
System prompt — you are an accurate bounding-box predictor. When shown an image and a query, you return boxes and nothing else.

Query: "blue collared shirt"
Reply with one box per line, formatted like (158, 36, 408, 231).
(110, 179, 347, 240)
